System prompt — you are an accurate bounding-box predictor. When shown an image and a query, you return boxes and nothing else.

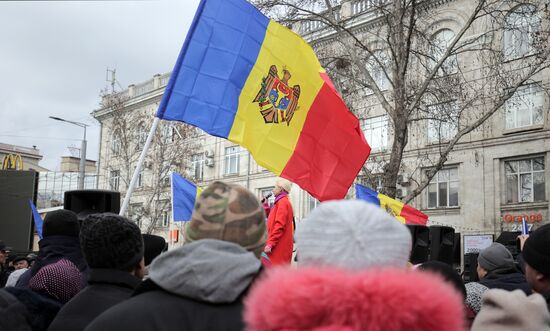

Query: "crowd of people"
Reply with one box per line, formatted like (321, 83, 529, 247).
(0, 178, 549, 331)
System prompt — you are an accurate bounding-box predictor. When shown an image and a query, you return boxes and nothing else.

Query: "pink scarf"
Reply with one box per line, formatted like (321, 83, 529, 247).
(274, 191, 288, 205)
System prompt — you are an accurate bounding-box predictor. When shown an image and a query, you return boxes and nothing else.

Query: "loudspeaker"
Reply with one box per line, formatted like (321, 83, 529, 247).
(496, 231, 521, 260)
(463, 252, 479, 283)
(406, 224, 430, 264)
(453, 232, 461, 266)
(64, 190, 120, 219)
(0, 170, 39, 251)
(429, 226, 455, 264)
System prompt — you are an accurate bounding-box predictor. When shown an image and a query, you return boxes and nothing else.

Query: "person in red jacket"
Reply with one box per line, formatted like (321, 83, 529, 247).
(264, 178, 294, 265)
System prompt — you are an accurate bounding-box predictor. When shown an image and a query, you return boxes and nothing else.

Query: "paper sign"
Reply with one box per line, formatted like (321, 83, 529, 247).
(463, 235, 494, 254)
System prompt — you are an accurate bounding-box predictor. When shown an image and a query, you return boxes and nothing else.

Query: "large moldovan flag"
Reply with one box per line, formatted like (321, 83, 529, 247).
(156, 0, 371, 201)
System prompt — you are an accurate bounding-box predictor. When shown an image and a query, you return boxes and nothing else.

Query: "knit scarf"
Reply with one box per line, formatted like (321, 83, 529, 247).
(274, 191, 288, 205)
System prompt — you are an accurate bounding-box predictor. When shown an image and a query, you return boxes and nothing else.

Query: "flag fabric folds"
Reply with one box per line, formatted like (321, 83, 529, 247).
(156, 0, 371, 201)
(171, 172, 202, 222)
(355, 184, 428, 225)
(29, 200, 43, 239)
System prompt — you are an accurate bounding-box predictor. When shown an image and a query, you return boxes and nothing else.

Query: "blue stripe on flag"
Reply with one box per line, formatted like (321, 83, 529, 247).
(355, 184, 381, 207)
(29, 200, 43, 239)
(171, 172, 198, 222)
(156, 0, 269, 138)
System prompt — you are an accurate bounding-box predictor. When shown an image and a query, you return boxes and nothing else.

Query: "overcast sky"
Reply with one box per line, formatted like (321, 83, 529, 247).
(0, 0, 200, 170)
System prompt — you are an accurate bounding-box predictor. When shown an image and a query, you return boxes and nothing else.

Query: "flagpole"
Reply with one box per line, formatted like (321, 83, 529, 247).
(169, 171, 175, 248)
(120, 117, 160, 216)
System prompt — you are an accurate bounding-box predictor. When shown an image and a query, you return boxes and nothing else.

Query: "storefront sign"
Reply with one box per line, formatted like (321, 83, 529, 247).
(502, 213, 543, 223)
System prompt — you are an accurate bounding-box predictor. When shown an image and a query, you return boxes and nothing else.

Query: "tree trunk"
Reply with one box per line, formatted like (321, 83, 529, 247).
(382, 115, 407, 198)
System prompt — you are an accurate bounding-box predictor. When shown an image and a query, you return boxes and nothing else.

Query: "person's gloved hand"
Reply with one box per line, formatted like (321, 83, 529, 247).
(264, 244, 272, 254)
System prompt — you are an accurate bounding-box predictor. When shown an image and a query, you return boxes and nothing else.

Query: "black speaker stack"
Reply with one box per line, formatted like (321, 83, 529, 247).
(406, 225, 458, 266)
(463, 252, 480, 282)
(0, 170, 39, 251)
(406, 225, 430, 264)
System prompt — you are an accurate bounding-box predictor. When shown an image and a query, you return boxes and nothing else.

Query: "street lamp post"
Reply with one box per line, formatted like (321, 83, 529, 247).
(49, 116, 88, 189)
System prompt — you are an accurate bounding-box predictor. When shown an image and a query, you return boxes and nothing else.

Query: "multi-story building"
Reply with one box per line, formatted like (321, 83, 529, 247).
(93, 0, 549, 245)
(295, 0, 549, 237)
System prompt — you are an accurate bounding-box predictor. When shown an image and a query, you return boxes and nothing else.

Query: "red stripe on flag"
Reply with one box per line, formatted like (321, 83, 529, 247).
(281, 75, 371, 201)
(401, 204, 429, 225)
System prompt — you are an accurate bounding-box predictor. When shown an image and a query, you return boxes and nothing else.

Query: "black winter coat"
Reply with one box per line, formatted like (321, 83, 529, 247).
(479, 267, 531, 295)
(2, 287, 63, 331)
(84, 280, 247, 331)
(47, 269, 141, 331)
(0, 289, 32, 331)
(0, 264, 9, 288)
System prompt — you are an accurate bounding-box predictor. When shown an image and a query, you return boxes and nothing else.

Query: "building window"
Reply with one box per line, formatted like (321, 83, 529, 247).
(306, 194, 320, 216)
(161, 210, 170, 227)
(505, 157, 545, 204)
(366, 50, 390, 92)
(161, 160, 171, 186)
(224, 146, 240, 175)
(430, 29, 458, 75)
(361, 174, 383, 192)
(111, 130, 121, 156)
(136, 122, 148, 150)
(259, 187, 275, 205)
(191, 153, 204, 181)
(136, 167, 144, 188)
(130, 203, 143, 227)
(109, 170, 120, 191)
(427, 101, 459, 143)
(161, 124, 174, 144)
(505, 83, 544, 130)
(361, 115, 388, 151)
(504, 4, 541, 60)
(427, 167, 459, 208)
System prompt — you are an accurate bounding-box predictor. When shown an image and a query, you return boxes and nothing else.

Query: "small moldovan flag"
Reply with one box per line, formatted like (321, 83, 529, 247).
(29, 200, 43, 239)
(171, 172, 203, 222)
(355, 184, 428, 225)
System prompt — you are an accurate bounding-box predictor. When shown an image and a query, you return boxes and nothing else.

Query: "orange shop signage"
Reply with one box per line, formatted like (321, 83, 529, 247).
(502, 213, 543, 223)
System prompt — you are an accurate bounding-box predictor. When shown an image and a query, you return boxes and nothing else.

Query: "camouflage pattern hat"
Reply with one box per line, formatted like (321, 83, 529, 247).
(185, 181, 267, 258)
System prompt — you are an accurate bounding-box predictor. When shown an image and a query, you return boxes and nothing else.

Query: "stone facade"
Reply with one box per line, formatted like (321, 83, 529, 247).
(297, 0, 550, 237)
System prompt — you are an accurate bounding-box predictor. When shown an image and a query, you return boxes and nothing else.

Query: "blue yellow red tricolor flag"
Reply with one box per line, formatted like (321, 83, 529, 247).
(156, 0, 371, 201)
(171, 172, 203, 222)
(355, 184, 428, 225)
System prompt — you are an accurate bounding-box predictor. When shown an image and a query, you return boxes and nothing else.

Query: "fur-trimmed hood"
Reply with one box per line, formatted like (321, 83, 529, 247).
(245, 267, 465, 331)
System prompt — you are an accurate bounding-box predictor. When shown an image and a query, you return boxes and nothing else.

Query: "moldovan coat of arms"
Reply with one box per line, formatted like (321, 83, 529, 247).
(253, 65, 300, 125)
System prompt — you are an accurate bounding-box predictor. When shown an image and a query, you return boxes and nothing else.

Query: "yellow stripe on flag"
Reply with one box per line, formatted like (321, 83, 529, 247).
(195, 186, 203, 201)
(228, 21, 325, 174)
(378, 194, 406, 224)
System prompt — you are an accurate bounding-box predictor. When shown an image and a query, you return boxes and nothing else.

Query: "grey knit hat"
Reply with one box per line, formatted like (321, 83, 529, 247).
(296, 200, 412, 270)
(477, 243, 514, 272)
